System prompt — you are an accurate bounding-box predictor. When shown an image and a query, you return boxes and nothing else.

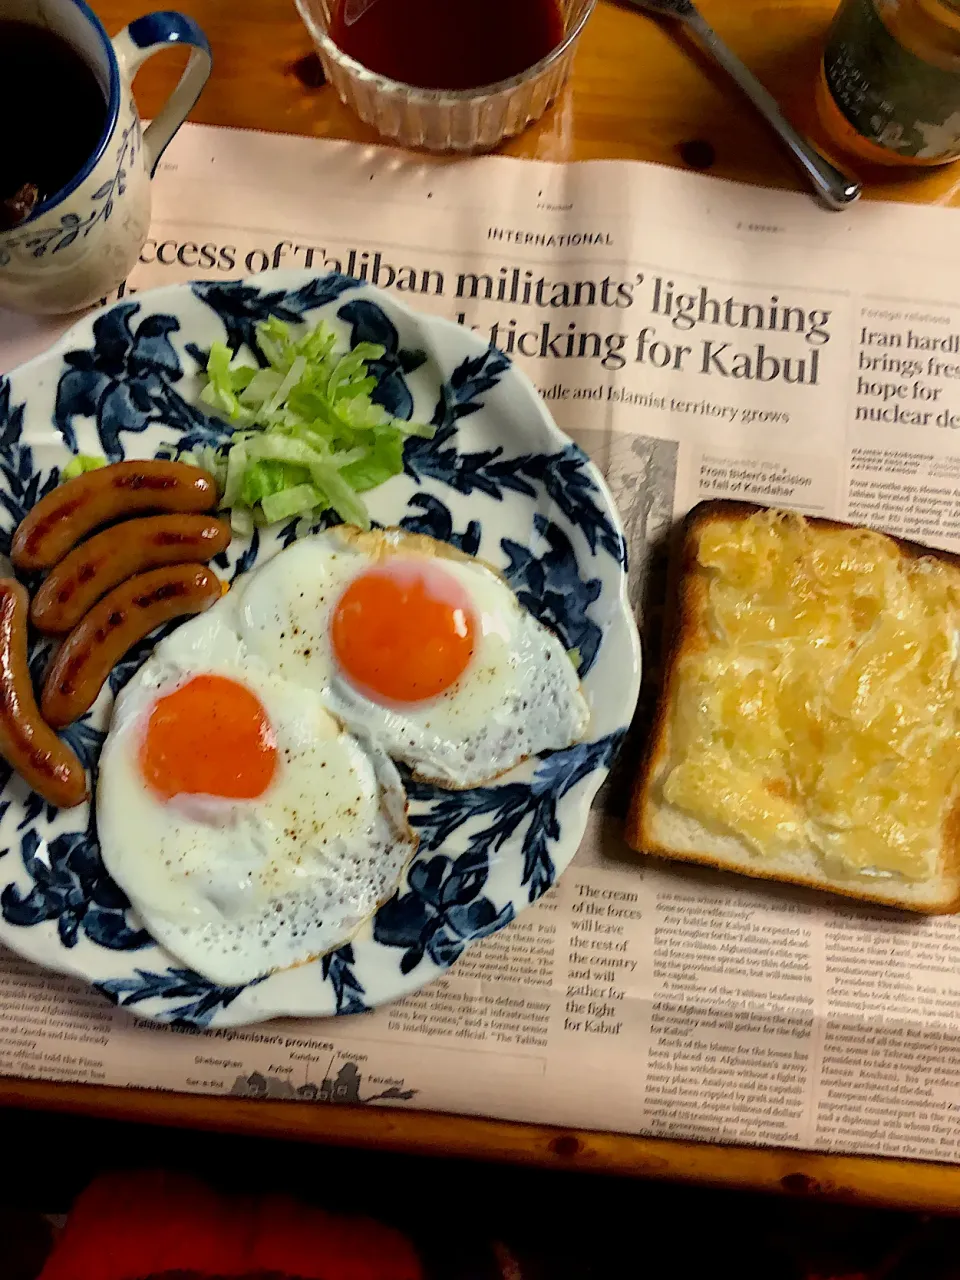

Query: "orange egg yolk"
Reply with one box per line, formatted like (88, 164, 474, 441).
(331, 560, 476, 704)
(140, 674, 278, 802)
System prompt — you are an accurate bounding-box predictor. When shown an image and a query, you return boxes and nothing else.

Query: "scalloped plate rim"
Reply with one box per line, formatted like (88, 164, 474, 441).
(0, 269, 642, 1026)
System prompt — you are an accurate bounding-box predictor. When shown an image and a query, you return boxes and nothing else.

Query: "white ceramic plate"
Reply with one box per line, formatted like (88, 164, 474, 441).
(0, 270, 640, 1026)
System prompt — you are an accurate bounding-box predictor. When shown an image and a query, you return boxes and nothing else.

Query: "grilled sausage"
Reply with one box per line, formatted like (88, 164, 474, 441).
(31, 515, 231, 634)
(0, 580, 87, 807)
(41, 564, 222, 727)
(12, 460, 218, 571)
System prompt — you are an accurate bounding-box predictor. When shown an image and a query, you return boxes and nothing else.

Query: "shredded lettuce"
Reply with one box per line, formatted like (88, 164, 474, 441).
(61, 454, 106, 481)
(197, 317, 431, 530)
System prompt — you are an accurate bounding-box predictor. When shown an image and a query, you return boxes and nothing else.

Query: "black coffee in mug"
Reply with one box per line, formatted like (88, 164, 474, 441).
(0, 19, 108, 230)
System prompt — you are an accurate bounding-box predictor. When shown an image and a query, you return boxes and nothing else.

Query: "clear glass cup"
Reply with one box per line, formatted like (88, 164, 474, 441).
(293, 0, 597, 152)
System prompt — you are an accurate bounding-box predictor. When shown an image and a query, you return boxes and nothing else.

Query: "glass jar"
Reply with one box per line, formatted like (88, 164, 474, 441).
(817, 0, 960, 164)
(294, 0, 596, 153)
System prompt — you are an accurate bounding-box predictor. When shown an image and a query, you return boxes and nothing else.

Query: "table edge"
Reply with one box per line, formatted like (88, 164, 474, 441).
(2, 1076, 959, 1212)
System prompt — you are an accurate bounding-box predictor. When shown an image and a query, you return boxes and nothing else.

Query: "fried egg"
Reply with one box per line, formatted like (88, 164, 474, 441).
(97, 603, 417, 986)
(235, 526, 591, 787)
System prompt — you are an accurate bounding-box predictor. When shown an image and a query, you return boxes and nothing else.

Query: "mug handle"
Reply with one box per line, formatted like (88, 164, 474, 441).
(112, 12, 212, 176)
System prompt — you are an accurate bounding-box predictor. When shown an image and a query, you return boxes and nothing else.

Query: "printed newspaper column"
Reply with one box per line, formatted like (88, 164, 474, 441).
(815, 908, 960, 1161)
(0, 956, 113, 1084)
(532, 811, 653, 1133)
(561, 840, 643, 1046)
(847, 302, 960, 550)
(641, 866, 817, 1148)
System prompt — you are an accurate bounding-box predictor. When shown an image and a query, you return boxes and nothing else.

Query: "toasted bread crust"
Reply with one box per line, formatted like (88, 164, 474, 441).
(625, 505, 707, 855)
(625, 499, 960, 913)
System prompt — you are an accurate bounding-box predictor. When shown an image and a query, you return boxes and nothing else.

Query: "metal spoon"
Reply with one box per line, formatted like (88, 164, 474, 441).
(622, 0, 861, 211)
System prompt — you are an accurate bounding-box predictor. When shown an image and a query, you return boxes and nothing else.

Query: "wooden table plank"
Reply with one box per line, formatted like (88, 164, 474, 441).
(6, 0, 960, 1203)
(96, 0, 960, 202)
(7, 1074, 960, 1214)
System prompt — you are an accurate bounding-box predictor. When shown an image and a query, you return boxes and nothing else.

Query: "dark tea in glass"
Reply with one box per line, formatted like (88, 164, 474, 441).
(330, 0, 565, 91)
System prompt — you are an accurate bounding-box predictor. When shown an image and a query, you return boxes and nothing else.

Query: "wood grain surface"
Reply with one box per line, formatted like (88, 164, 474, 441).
(8, 1074, 960, 1214)
(5, 0, 960, 1208)
(95, 0, 960, 203)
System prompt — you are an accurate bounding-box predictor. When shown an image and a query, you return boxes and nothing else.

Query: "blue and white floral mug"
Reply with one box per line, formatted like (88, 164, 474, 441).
(0, 0, 210, 315)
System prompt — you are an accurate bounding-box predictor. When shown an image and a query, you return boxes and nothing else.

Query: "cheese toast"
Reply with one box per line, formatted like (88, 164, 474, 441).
(627, 500, 960, 912)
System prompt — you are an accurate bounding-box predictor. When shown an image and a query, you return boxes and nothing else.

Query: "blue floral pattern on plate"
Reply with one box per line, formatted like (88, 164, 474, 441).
(0, 270, 641, 1027)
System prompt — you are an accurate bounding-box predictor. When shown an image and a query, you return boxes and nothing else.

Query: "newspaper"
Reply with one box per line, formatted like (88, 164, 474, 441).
(4, 123, 960, 1162)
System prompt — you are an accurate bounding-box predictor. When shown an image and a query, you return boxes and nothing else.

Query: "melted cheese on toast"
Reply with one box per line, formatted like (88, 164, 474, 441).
(662, 509, 960, 881)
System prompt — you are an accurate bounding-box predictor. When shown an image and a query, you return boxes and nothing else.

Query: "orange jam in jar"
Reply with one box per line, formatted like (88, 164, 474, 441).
(818, 0, 960, 165)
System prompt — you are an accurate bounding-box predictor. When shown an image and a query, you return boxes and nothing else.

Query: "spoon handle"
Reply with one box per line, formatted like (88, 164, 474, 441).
(685, 10, 861, 210)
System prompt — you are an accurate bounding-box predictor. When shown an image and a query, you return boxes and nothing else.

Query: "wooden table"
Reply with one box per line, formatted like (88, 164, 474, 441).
(5, 0, 960, 1213)
(102, 0, 960, 204)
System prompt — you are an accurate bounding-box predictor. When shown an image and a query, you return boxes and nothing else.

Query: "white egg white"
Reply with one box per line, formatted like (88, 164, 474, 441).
(97, 601, 417, 987)
(235, 526, 591, 787)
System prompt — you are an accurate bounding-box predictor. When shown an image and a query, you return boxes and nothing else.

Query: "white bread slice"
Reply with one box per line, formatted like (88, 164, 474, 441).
(626, 499, 960, 913)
